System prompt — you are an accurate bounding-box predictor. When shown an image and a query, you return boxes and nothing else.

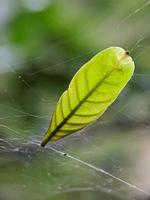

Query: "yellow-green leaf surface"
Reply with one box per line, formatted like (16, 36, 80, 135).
(41, 47, 135, 146)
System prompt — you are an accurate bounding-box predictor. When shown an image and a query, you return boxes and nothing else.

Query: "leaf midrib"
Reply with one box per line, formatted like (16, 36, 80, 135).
(43, 67, 116, 143)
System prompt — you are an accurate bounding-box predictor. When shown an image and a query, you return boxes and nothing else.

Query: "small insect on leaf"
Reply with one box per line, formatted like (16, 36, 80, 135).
(41, 47, 135, 147)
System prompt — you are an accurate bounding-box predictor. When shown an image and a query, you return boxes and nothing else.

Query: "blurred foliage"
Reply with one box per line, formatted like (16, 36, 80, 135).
(0, 0, 150, 200)
(0, 0, 150, 138)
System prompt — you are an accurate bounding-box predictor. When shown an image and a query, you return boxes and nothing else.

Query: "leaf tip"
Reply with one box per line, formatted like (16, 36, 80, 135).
(125, 50, 129, 55)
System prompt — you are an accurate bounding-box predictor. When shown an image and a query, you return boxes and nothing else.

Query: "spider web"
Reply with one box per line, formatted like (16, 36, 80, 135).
(0, 1, 150, 200)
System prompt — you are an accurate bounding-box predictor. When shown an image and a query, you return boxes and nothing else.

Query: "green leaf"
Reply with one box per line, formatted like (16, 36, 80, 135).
(41, 47, 134, 146)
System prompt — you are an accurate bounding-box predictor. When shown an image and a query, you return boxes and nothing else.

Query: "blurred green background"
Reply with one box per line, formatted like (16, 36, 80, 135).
(0, 0, 150, 200)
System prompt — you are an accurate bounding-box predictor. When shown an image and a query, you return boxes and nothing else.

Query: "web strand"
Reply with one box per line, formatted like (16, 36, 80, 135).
(32, 142, 150, 197)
